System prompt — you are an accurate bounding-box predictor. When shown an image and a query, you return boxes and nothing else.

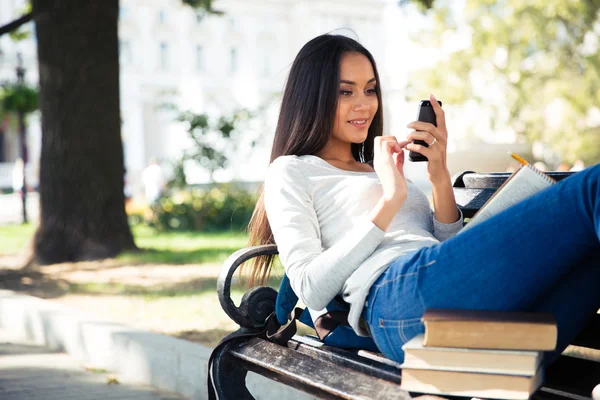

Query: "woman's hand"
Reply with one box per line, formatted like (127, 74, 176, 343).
(370, 135, 409, 231)
(407, 94, 459, 224)
(406, 94, 449, 184)
(373, 135, 409, 206)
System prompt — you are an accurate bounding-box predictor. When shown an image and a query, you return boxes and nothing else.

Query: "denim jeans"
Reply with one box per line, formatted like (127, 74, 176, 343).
(363, 163, 600, 365)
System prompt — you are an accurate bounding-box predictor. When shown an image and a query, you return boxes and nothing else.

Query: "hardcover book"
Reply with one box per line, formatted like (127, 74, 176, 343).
(422, 308, 557, 351)
(400, 365, 543, 400)
(402, 334, 541, 375)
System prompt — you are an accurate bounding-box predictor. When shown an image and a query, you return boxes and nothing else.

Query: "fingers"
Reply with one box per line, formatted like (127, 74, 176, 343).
(386, 140, 402, 154)
(406, 121, 441, 139)
(374, 136, 408, 175)
(429, 93, 446, 131)
(375, 136, 406, 173)
(396, 139, 410, 148)
(376, 135, 399, 144)
(375, 136, 409, 147)
(407, 94, 447, 140)
(393, 151, 405, 174)
(407, 130, 436, 145)
(406, 141, 434, 159)
(375, 136, 404, 154)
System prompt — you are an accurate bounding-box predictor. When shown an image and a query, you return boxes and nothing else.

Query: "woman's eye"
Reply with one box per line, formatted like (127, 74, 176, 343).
(340, 90, 353, 96)
(366, 88, 377, 95)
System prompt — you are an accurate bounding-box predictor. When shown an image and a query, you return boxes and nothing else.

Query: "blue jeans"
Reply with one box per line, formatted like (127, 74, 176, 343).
(363, 163, 600, 364)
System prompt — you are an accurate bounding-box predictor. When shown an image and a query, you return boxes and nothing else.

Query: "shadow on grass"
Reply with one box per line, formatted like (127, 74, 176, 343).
(0, 266, 284, 300)
(66, 274, 284, 298)
(0, 269, 70, 299)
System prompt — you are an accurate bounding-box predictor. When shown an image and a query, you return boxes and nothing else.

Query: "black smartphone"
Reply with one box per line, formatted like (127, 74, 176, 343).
(408, 99, 442, 162)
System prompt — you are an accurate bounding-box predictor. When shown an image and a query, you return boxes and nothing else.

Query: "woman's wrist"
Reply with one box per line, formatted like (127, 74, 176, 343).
(371, 194, 405, 231)
(428, 166, 451, 186)
(430, 167, 460, 223)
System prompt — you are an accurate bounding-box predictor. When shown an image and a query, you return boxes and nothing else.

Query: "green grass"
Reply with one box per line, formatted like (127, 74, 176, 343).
(120, 225, 248, 264)
(131, 225, 247, 250)
(0, 223, 36, 254)
(0, 223, 248, 265)
(0, 223, 287, 346)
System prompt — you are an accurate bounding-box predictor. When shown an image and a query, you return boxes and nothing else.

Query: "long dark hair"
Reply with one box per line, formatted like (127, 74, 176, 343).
(246, 34, 384, 286)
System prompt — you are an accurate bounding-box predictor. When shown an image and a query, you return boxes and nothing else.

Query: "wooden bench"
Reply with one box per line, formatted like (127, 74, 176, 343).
(212, 170, 600, 400)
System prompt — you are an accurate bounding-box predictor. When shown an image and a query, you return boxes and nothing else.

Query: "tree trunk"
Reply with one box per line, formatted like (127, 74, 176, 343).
(32, 0, 137, 264)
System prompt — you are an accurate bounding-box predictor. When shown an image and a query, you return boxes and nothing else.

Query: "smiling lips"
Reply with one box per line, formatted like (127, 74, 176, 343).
(348, 118, 369, 128)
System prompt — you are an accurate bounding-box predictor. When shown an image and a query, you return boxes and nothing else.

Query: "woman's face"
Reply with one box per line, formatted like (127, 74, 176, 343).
(331, 52, 379, 147)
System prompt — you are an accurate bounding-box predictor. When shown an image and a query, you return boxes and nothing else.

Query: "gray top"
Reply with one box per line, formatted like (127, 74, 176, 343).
(263, 155, 463, 336)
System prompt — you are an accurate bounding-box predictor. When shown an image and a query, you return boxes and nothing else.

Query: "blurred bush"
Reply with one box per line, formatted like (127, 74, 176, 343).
(1, 83, 39, 114)
(125, 198, 147, 227)
(143, 184, 257, 232)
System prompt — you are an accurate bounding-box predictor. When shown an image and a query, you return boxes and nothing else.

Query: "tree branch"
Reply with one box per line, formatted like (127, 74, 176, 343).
(0, 12, 33, 37)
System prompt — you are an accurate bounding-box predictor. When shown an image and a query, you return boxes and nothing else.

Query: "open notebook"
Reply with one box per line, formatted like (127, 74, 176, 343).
(461, 164, 556, 232)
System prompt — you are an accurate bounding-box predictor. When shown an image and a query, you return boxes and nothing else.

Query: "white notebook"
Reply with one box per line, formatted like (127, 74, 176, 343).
(462, 164, 555, 231)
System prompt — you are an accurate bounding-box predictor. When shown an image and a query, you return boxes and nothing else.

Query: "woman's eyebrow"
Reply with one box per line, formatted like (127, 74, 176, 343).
(339, 78, 377, 85)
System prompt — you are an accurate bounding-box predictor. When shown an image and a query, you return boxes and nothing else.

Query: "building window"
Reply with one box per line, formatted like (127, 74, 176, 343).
(158, 10, 166, 24)
(159, 42, 168, 70)
(119, 39, 132, 65)
(196, 46, 204, 72)
(230, 48, 237, 74)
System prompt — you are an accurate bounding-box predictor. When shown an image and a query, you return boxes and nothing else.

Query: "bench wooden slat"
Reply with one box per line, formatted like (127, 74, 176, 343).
(454, 171, 575, 218)
(230, 336, 597, 400)
(535, 387, 593, 400)
(288, 335, 401, 384)
(453, 187, 496, 218)
(463, 172, 574, 189)
(232, 337, 412, 400)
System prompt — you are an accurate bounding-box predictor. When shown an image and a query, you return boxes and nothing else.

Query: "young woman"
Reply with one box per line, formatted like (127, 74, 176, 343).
(247, 33, 600, 364)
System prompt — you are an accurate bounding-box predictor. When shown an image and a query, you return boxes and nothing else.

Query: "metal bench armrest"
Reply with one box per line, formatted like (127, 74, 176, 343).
(217, 244, 279, 329)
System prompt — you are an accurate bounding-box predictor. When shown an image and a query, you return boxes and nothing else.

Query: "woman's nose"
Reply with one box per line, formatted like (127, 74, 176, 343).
(353, 102, 371, 111)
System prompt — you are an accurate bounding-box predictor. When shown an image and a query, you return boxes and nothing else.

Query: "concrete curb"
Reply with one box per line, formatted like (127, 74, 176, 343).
(0, 290, 317, 400)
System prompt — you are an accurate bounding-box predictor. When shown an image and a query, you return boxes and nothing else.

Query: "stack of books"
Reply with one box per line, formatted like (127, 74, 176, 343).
(400, 309, 558, 400)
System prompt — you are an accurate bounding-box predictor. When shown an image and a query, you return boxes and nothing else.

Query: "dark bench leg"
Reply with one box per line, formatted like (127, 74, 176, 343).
(211, 339, 255, 400)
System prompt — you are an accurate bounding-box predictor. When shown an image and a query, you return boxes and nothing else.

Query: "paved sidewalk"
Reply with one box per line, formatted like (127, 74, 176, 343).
(0, 288, 315, 400)
(0, 337, 187, 400)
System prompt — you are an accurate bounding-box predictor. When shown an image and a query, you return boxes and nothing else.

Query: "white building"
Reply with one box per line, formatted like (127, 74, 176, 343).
(0, 0, 524, 193)
(118, 0, 388, 194)
(0, 0, 388, 193)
